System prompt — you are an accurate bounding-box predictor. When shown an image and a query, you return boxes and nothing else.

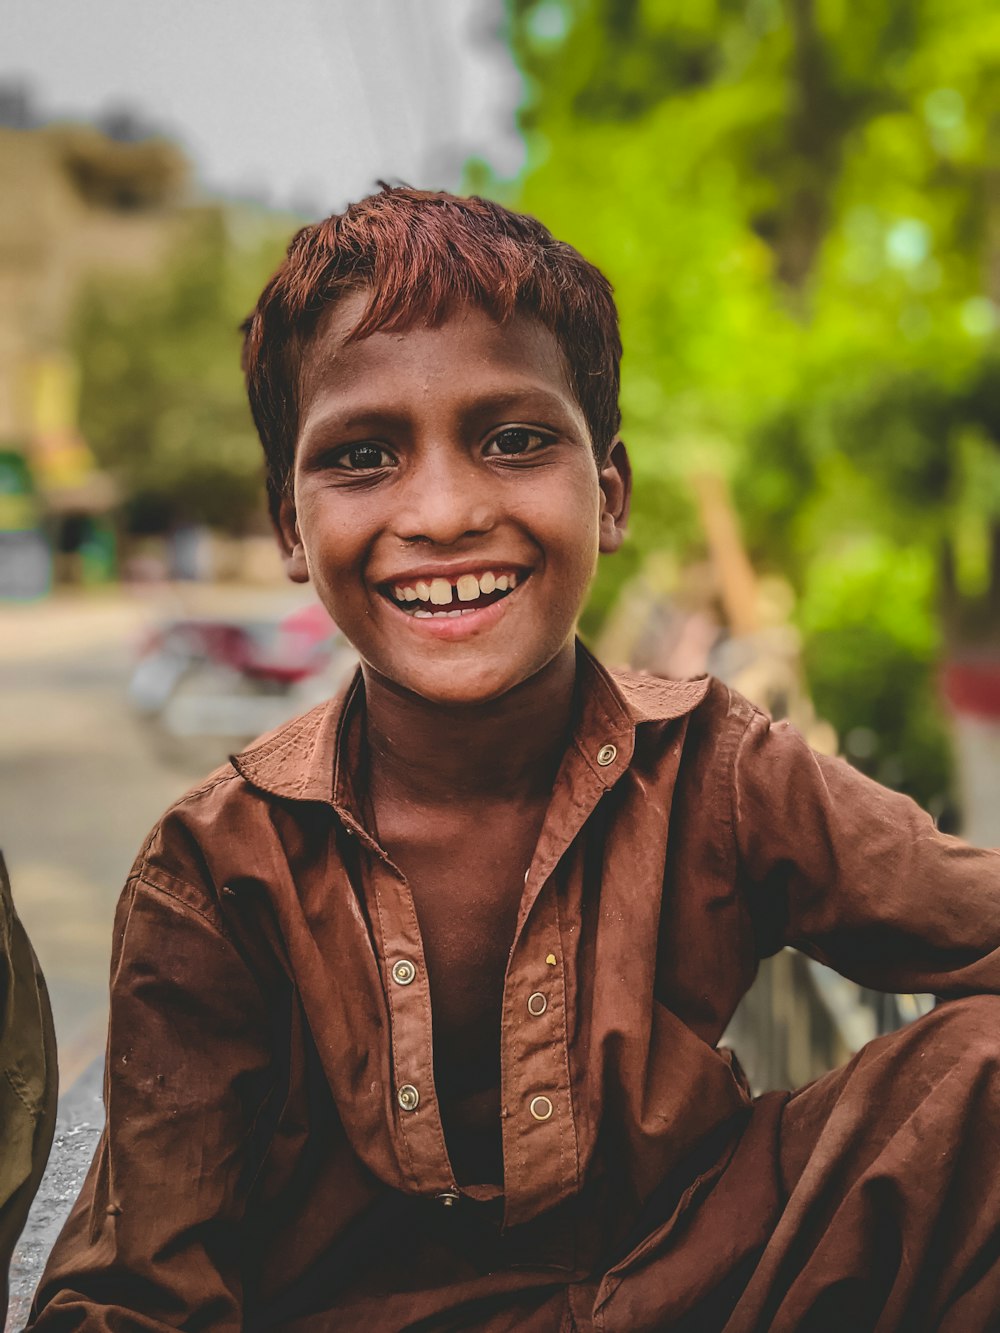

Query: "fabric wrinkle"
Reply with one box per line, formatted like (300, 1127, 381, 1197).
(24, 646, 1000, 1332)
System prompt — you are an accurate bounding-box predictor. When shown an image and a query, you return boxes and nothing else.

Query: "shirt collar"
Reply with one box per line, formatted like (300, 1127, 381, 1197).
(230, 641, 710, 810)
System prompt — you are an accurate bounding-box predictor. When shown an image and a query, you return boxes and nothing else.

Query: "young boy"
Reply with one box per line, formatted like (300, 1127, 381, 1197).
(27, 187, 1000, 1332)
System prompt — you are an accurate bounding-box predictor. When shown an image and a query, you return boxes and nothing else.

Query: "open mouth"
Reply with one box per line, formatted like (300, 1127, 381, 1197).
(380, 569, 525, 619)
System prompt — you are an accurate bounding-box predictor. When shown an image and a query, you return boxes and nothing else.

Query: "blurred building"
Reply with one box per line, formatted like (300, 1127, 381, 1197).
(0, 86, 191, 592)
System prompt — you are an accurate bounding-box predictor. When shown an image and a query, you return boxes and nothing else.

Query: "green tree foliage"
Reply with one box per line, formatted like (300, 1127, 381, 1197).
(72, 208, 290, 533)
(502, 0, 1000, 806)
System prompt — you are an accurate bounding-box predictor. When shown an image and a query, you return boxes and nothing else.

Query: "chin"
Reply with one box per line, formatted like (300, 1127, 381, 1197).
(367, 645, 556, 709)
(400, 662, 524, 708)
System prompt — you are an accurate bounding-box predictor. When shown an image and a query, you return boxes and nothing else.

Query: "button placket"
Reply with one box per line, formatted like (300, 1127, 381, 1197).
(368, 861, 455, 1194)
(497, 714, 628, 1224)
(500, 885, 580, 1226)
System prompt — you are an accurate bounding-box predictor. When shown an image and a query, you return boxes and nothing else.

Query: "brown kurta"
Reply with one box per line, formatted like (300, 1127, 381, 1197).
(27, 648, 1000, 1331)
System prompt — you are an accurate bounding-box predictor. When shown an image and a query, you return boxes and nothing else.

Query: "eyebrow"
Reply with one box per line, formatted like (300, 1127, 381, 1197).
(298, 385, 579, 447)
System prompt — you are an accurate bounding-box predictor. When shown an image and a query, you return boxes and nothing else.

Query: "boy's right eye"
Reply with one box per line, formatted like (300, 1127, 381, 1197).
(331, 443, 395, 470)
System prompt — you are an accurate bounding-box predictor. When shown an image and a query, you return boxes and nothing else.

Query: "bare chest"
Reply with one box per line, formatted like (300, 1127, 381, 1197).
(376, 807, 545, 1056)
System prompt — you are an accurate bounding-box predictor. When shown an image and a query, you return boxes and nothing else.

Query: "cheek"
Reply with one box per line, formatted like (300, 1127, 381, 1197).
(543, 474, 602, 574)
(296, 493, 366, 577)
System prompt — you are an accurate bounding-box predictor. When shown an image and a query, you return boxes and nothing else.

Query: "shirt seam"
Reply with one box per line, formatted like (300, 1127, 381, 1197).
(239, 706, 324, 763)
(727, 691, 766, 877)
(165, 767, 242, 812)
(133, 868, 231, 937)
(552, 886, 582, 1194)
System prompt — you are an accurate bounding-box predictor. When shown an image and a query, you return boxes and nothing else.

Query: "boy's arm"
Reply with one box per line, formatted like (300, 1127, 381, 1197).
(27, 864, 274, 1332)
(733, 704, 1000, 995)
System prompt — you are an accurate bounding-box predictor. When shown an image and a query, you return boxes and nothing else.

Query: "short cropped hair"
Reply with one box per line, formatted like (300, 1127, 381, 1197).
(242, 185, 622, 520)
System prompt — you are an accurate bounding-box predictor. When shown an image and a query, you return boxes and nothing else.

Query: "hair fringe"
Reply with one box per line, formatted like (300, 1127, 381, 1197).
(242, 186, 622, 521)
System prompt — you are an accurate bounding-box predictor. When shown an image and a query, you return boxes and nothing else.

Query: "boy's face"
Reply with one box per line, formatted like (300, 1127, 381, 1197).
(278, 292, 630, 706)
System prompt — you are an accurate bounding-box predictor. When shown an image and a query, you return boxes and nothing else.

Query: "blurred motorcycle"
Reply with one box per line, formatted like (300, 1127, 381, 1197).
(129, 601, 356, 769)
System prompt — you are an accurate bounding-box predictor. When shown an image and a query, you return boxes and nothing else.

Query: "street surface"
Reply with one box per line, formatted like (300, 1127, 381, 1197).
(0, 583, 321, 1086)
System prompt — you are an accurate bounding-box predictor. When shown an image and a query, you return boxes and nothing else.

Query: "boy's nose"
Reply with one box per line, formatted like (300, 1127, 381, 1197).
(393, 452, 497, 546)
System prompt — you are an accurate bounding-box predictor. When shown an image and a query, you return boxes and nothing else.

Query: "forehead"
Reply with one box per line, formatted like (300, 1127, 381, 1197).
(296, 292, 579, 418)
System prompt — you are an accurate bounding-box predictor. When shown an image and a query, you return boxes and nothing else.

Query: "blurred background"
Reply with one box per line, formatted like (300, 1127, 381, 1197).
(3, 0, 1000, 1096)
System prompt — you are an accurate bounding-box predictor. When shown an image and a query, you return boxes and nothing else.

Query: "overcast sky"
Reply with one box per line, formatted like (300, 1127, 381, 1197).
(4, 0, 525, 212)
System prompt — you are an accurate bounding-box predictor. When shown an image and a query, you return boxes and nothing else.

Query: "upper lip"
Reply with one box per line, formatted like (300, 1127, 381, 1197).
(375, 560, 532, 586)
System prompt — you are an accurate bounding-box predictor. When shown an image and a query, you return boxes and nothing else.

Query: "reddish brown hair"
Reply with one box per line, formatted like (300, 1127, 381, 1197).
(242, 185, 622, 519)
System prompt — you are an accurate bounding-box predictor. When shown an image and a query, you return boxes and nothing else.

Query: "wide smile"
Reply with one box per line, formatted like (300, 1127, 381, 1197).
(377, 567, 529, 635)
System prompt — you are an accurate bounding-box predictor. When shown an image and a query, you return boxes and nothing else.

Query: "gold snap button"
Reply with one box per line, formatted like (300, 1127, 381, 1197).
(597, 743, 617, 767)
(391, 959, 416, 986)
(527, 992, 547, 1016)
(529, 1095, 553, 1121)
(397, 1084, 420, 1112)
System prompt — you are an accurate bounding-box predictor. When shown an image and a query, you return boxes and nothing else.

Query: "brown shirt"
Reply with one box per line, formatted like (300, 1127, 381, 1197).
(28, 647, 1000, 1330)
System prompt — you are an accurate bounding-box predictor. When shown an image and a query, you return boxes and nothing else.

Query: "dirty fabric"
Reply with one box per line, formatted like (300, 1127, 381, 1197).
(0, 850, 58, 1327)
(27, 646, 1000, 1331)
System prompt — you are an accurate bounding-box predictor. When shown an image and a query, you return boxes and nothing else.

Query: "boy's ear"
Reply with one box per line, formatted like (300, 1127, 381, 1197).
(598, 439, 631, 554)
(275, 495, 310, 584)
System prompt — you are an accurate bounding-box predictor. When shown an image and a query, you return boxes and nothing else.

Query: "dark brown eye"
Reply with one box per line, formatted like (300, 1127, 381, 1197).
(337, 443, 392, 470)
(485, 428, 547, 456)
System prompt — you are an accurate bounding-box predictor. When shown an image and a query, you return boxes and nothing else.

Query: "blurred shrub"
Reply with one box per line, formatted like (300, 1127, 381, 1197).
(798, 537, 952, 811)
(500, 0, 1000, 806)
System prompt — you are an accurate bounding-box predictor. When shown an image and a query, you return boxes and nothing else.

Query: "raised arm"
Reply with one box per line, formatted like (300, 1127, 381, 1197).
(27, 864, 274, 1332)
(734, 705, 1000, 996)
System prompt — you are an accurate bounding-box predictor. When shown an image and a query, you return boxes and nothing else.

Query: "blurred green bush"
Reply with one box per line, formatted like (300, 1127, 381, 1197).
(495, 0, 1000, 809)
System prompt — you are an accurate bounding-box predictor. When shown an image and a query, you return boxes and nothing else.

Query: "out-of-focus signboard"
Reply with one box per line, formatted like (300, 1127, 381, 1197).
(0, 449, 50, 599)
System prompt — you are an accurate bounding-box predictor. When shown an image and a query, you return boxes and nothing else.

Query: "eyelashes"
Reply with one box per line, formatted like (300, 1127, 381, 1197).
(325, 426, 557, 473)
(483, 427, 553, 457)
(331, 443, 395, 471)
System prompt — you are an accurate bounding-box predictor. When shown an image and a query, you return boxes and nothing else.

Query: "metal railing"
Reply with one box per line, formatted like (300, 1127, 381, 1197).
(723, 949, 935, 1093)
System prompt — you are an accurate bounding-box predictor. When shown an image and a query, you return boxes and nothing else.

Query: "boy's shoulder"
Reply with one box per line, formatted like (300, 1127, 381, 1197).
(131, 699, 336, 913)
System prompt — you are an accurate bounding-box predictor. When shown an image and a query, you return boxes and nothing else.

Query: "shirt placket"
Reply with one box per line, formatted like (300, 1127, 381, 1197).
(500, 726, 633, 1228)
(366, 855, 458, 1200)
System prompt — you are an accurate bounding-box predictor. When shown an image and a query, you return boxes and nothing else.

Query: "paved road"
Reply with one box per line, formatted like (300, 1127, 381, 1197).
(0, 585, 322, 1086)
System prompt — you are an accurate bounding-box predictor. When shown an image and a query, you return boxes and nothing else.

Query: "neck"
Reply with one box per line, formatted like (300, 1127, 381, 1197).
(362, 642, 578, 807)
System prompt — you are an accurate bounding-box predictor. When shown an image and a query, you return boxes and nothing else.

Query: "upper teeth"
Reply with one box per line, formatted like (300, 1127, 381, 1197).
(391, 571, 518, 605)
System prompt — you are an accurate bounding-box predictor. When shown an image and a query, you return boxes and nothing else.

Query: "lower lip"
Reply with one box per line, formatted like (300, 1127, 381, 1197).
(381, 583, 524, 640)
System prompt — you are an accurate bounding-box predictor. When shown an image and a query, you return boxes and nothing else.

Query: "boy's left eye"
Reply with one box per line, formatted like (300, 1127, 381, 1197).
(331, 443, 395, 470)
(483, 427, 551, 457)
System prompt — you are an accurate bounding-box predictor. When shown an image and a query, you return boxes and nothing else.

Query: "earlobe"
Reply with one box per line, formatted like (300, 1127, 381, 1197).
(275, 496, 310, 584)
(598, 439, 632, 554)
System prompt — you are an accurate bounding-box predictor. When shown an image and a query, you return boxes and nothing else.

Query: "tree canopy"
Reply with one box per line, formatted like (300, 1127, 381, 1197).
(497, 0, 1000, 808)
(72, 207, 290, 534)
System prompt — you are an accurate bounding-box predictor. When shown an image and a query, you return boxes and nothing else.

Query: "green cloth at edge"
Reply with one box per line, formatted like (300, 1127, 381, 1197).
(0, 851, 58, 1327)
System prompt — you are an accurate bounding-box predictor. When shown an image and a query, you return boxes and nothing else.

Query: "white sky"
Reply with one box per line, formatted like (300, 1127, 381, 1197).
(3, 0, 525, 212)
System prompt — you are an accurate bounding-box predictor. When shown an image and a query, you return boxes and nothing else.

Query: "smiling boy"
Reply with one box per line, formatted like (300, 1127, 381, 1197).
(28, 187, 1000, 1332)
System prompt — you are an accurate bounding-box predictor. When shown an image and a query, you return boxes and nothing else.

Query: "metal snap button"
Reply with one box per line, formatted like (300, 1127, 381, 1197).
(435, 1189, 460, 1207)
(391, 959, 416, 986)
(597, 743, 617, 767)
(529, 1094, 554, 1121)
(527, 992, 547, 1017)
(397, 1084, 420, 1112)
